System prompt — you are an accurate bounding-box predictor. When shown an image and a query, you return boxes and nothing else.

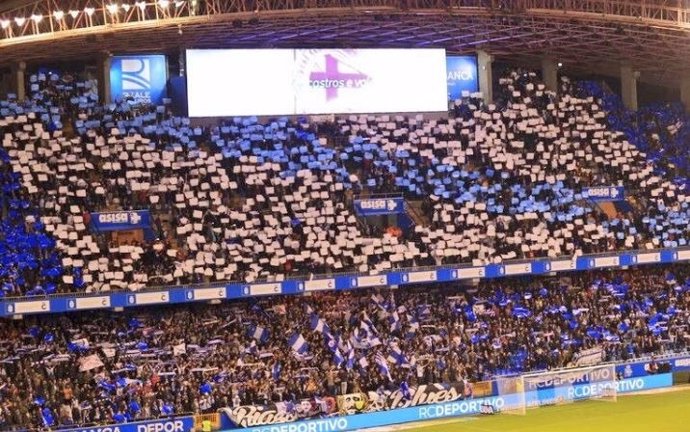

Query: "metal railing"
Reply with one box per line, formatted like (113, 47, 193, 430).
(1, 244, 688, 302)
(2, 0, 690, 45)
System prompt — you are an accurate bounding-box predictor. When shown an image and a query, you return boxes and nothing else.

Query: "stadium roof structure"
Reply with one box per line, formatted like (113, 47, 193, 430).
(0, 0, 689, 86)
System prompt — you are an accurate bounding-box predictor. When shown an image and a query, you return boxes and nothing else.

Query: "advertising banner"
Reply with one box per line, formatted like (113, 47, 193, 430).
(186, 49, 448, 117)
(337, 382, 468, 415)
(62, 416, 194, 432)
(110, 55, 168, 105)
(353, 197, 405, 216)
(446, 55, 479, 100)
(672, 356, 690, 371)
(237, 394, 521, 432)
(573, 346, 604, 367)
(221, 397, 337, 428)
(583, 186, 625, 201)
(617, 358, 674, 378)
(90, 210, 152, 232)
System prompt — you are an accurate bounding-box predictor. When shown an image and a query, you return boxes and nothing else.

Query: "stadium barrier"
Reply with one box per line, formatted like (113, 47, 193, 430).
(60, 416, 196, 432)
(217, 374, 673, 431)
(1, 246, 688, 317)
(51, 354, 684, 432)
(217, 351, 690, 431)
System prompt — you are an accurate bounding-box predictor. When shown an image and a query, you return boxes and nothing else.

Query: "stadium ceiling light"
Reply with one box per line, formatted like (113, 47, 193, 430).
(68, 10, 80, 18)
(558, 62, 563, 68)
(84, 7, 95, 16)
(106, 4, 119, 14)
(158, 0, 170, 8)
(174, 0, 184, 7)
(0, 19, 9, 29)
(53, 10, 64, 20)
(122, 4, 131, 12)
(14, 16, 26, 26)
(31, 14, 43, 23)
(135, 1, 146, 11)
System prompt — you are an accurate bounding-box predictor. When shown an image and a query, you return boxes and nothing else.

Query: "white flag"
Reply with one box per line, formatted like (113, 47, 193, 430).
(172, 343, 187, 356)
(78, 354, 104, 372)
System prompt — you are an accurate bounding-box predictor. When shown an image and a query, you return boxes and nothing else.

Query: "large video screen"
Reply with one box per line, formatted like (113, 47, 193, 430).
(186, 49, 448, 117)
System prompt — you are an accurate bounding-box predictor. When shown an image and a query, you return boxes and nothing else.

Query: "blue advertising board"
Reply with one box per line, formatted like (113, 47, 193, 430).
(354, 197, 405, 216)
(4, 245, 690, 316)
(446, 55, 479, 100)
(110, 55, 168, 105)
(62, 416, 194, 432)
(523, 373, 672, 407)
(617, 355, 690, 377)
(583, 186, 625, 201)
(240, 394, 521, 432)
(91, 210, 152, 232)
(672, 356, 690, 371)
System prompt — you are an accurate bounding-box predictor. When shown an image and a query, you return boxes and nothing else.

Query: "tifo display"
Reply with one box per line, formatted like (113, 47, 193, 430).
(2, 68, 690, 299)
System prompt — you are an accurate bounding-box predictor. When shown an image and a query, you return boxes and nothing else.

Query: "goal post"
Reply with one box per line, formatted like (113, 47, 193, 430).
(521, 364, 617, 408)
(490, 364, 617, 415)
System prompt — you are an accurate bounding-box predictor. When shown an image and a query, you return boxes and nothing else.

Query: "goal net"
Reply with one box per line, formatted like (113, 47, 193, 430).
(493, 364, 617, 415)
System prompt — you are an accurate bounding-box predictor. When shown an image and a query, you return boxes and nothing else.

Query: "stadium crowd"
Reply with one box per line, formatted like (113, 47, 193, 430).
(1, 68, 690, 297)
(1, 65, 690, 429)
(0, 265, 688, 429)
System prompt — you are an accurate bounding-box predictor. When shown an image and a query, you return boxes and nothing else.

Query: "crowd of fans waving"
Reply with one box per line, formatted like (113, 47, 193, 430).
(0, 67, 690, 428)
(0, 265, 688, 429)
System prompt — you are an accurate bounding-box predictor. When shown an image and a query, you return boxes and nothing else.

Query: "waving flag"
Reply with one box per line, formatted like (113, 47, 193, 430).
(346, 348, 355, 370)
(361, 312, 378, 335)
(400, 381, 412, 400)
(248, 325, 270, 344)
(388, 312, 401, 332)
(350, 330, 382, 350)
(41, 407, 55, 427)
(288, 333, 309, 356)
(78, 354, 104, 372)
(333, 348, 345, 367)
(387, 344, 409, 366)
(172, 343, 186, 356)
(512, 307, 531, 318)
(370, 294, 385, 309)
(375, 352, 392, 381)
(272, 362, 282, 380)
(309, 314, 331, 334)
(68, 338, 90, 353)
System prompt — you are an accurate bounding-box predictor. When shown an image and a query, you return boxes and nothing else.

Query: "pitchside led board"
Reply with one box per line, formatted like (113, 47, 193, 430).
(446, 55, 479, 100)
(185, 49, 449, 117)
(110, 55, 168, 105)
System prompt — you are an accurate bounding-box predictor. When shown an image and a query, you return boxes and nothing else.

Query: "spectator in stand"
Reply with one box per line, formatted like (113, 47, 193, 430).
(2, 69, 690, 297)
(0, 264, 688, 429)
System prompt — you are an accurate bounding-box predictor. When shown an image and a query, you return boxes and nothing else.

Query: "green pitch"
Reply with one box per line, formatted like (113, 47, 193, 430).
(402, 390, 690, 432)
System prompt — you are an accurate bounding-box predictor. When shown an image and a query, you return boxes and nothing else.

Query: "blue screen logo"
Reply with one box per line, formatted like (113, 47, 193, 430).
(111, 55, 167, 105)
(446, 55, 479, 100)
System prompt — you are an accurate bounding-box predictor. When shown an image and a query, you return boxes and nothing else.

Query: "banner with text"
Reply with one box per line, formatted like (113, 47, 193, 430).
(221, 397, 337, 428)
(583, 186, 625, 201)
(446, 55, 479, 100)
(110, 55, 168, 105)
(90, 210, 152, 232)
(354, 197, 405, 216)
(62, 416, 194, 432)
